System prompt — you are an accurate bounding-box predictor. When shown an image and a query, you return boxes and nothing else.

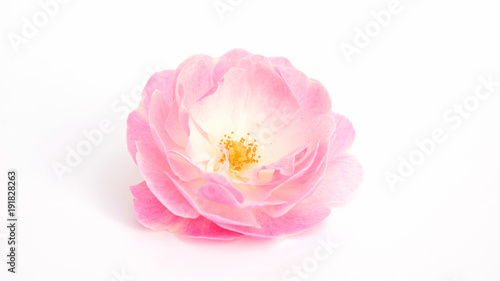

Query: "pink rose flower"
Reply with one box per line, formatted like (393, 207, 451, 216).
(127, 49, 363, 239)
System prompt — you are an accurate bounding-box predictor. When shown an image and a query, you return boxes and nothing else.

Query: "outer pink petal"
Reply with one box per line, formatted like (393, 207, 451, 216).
(255, 114, 336, 187)
(148, 90, 183, 156)
(231, 115, 335, 211)
(216, 200, 331, 238)
(309, 154, 363, 204)
(175, 54, 213, 78)
(175, 58, 214, 107)
(268, 56, 293, 68)
(131, 181, 242, 240)
(277, 67, 332, 120)
(305, 113, 361, 204)
(212, 50, 293, 84)
(234, 54, 274, 70)
(127, 110, 154, 164)
(261, 138, 330, 218)
(141, 70, 177, 113)
(166, 174, 261, 228)
(330, 112, 356, 157)
(135, 141, 199, 219)
(127, 70, 177, 164)
(164, 93, 189, 147)
(212, 49, 253, 83)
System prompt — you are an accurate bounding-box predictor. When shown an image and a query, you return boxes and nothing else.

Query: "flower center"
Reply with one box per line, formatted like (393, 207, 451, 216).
(217, 132, 260, 172)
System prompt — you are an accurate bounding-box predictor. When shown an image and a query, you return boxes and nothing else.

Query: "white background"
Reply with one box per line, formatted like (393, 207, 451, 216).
(1, 0, 500, 280)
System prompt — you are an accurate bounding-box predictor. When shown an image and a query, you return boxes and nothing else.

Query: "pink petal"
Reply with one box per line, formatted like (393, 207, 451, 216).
(202, 172, 244, 203)
(258, 114, 335, 179)
(216, 200, 331, 238)
(166, 152, 201, 182)
(196, 183, 242, 206)
(261, 137, 330, 218)
(277, 67, 332, 120)
(130, 181, 242, 240)
(165, 150, 247, 206)
(212, 49, 253, 82)
(127, 110, 153, 164)
(236, 144, 308, 191)
(268, 56, 293, 68)
(135, 141, 199, 219)
(232, 115, 335, 208)
(164, 92, 188, 147)
(185, 118, 219, 163)
(148, 90, 183, 156)
(190, 62, 300, 148)
(166, 173, 261, 228)
(175, 54, 213, 78)
(253, 144, 308, 178)
(234, 54, 275, 70)
(127, 70, 177, 164)
(239, 143, 318, 200)
(141, 70, 177, 113)
(175, 58, 214, 107)
(309, 154, 363, 204)
(330, 113, 356, 157)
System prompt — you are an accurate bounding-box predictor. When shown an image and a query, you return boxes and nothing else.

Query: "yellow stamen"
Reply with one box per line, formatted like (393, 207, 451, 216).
(215, 132, 260, 172)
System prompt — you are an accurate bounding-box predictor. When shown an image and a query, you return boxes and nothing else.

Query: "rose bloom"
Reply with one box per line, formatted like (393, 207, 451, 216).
(127, 49, 363, 239)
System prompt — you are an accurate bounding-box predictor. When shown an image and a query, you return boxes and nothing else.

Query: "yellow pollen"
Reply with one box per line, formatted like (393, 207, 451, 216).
(216, 132, 260, 172)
